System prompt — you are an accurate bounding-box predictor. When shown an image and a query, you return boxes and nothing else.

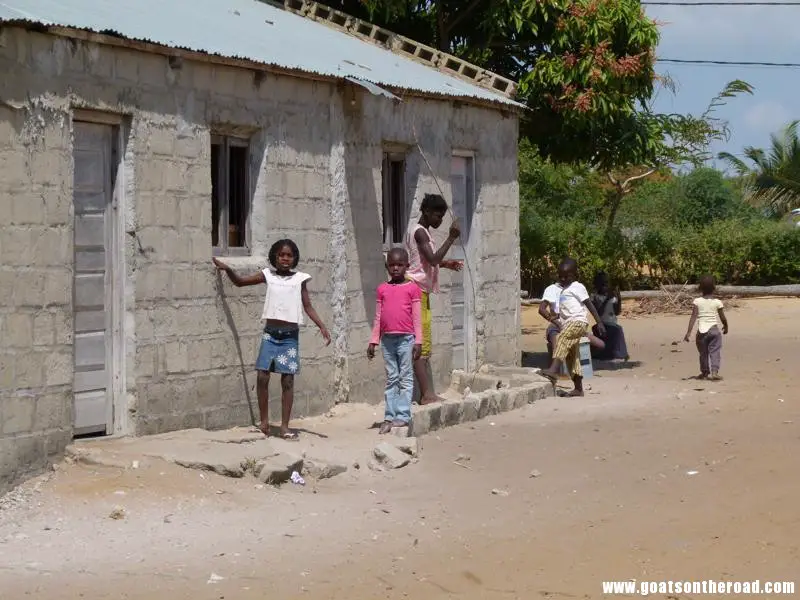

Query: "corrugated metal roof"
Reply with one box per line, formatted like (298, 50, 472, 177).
(0, 0, 521, 108)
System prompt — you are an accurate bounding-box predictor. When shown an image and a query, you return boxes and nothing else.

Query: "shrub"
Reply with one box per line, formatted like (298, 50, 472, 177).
(520, 216, 800, 293)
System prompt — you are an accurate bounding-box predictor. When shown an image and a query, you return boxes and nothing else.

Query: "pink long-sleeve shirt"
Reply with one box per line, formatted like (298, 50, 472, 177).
(369, 280, 423, 345)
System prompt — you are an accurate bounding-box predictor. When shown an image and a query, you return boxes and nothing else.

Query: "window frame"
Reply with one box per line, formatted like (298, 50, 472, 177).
(381, 150, 407, 251)
(211, 134, 251, 257)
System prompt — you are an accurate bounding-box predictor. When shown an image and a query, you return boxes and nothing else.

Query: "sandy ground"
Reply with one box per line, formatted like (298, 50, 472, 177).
(1, 298, 798, 599)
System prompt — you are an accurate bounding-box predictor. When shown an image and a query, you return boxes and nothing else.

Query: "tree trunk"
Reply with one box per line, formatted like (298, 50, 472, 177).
(436, 1, 450, 51)
(605, 189, 624, 233)
(622, 285, 800, 299)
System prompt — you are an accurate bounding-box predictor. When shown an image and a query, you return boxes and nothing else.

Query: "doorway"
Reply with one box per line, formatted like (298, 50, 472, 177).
(72, 120, 120, 436)
(450, 153, 476, 372)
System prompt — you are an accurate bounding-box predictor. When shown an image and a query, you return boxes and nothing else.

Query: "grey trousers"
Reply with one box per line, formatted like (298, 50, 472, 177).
(696, 326, 722, 374)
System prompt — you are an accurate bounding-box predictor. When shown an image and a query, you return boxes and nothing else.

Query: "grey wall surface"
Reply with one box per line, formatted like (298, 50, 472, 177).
(0, 27, 520, 492)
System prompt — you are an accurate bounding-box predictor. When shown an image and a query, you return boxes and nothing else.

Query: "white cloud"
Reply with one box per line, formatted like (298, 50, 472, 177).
(744, 101, 791, 134)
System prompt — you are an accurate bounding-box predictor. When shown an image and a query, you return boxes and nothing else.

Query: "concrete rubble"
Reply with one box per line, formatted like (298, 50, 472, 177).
(372, 442, 412, 470)
(57, 367, 551, 486)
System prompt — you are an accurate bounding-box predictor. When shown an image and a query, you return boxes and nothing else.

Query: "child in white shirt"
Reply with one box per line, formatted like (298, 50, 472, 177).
(540, 258, 606, 396)
(213, 239, 330, 439)
(683, 274, 728, 381)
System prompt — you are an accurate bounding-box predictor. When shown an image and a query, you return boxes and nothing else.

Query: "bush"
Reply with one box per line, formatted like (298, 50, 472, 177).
(521, 216, 800, 293)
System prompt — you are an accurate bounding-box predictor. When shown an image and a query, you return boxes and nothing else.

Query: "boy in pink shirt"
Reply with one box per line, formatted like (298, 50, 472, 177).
(368, 248, 423, 434)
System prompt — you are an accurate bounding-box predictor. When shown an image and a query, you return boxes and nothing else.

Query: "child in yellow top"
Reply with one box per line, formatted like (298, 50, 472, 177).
(683, 275, 728, 381)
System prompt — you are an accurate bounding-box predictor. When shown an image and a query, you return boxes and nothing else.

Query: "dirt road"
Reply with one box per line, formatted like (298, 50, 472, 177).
(1, 298, 798, 599)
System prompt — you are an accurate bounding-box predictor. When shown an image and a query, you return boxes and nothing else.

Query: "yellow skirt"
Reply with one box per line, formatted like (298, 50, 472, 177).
(420, 291, 431, 358)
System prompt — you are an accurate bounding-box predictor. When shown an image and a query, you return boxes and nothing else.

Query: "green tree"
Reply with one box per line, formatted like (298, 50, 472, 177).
(602, 79, 752, 231)
(718, 120, 800, 217)
(341, 0, 663, 166)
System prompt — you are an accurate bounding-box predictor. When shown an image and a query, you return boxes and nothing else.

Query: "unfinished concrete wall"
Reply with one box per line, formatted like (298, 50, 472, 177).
(0, 95, 74, 491)
(0, 26, 519, 490)
(342, 92, 520, 404)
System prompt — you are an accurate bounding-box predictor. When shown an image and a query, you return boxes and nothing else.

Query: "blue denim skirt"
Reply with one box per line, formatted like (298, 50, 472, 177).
(256, 325, 300, 374)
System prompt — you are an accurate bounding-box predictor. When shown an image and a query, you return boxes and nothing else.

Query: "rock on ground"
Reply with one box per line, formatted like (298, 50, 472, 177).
(304, 460, 348, 480)
(372, 442, 411, 470)
(254, 455, 304, 485)
(386, 437, 419, 458)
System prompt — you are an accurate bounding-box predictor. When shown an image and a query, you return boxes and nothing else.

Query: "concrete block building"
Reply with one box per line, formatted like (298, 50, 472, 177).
(0, 0, 522, 490)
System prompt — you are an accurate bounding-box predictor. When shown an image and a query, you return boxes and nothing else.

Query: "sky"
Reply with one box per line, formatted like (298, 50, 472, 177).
(644, 1, 800, 170)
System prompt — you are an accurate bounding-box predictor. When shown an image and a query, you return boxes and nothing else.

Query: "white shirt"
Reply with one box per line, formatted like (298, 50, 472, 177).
(261, 269, 311, 324)
(693, 297, 723, 334)
(542, 283, 562, 313)
(558, 282, 590, 324)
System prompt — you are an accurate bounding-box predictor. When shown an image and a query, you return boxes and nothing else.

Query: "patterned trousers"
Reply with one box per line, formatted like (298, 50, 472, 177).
(553, 321, 588, 377)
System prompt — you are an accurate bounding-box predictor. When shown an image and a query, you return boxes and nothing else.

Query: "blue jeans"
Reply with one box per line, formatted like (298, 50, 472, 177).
(381, 334, 414, 424)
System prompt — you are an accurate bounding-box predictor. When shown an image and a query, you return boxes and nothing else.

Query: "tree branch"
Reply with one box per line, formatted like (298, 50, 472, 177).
(621, 168, 656, 189)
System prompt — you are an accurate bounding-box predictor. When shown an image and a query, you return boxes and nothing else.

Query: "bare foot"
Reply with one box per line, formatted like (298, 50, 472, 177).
(566, 389, 584, 397)
(259, 422, 270, 436)
(420, 395, 443, 405)
(378, 421, 392, 434)
(391, 420, 409, 428)
(709, 373, 723, 381)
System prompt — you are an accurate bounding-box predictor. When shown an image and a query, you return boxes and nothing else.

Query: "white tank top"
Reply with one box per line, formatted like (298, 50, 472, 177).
(261, 269, 311, 324)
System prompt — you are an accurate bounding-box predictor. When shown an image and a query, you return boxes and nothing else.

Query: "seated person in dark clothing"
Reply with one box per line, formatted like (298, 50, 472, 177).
(590, 271, 629, 361)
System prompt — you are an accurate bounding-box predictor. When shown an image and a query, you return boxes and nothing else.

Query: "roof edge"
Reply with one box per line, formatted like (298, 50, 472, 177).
(277, 0, 518, 100)
(7, 23, 521, 112)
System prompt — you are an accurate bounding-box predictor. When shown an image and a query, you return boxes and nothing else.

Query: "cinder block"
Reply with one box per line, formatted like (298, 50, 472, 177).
(190, 229, 211, 263)
(476, 394, 490, 419)
(2, 227, 32, 266)
(0, 353, 14, 389)
(2, 394, 36, 434)
(12, 195, 46, 225)
(163, 161, 188, 193)
(5, 313, 33, 348)
(163, 341, 189, 374)
(455, 395, 475, 421)
(44, 268, 71, 306)
(0, 270, 15, 305)
(14, 353, 45, 388)
(33, 311, 55, 346)
(304, 172, 326, 199)
(34, 226, 71, 266)
(409, 407, 430, 437)
(441, 400, 463, 426)
(143, 266, 171, 301)
(193, 375, 222, 410)
(204, 403, 252, 431)
(187, 338, 213, 372)
(175, 136, 201, 160)
(135, 344, 156, 379)
(141, 381, 175, 416)
(45, 349, 71, 386)
(43, 187, 72, 226)
(285, 170, 305, 199)
(42, 429, 71, 459)
(169, 268, 193, 300)
(33, 391, 69, 431)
